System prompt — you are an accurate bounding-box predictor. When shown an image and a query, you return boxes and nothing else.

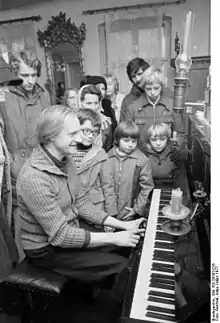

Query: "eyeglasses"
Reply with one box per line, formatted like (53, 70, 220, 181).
(81, 128, 100, 137)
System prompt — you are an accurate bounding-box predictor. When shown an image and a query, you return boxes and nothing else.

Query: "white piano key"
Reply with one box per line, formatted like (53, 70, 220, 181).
(143, 317, 174, 323)
(149, 287, 175, 299)
(153, 260, 174, 266)
(154, 247, 174, 253)
(146, 300, 175, 311)
(151, 269, 174, 277)
(155, 239, 173, 244)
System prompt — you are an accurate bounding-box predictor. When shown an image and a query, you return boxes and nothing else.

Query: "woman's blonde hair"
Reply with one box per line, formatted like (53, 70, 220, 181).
(103, 72, 119, 94)
(140, 66, 168, 89)
(147, 123, 171, 139)
(36, 105, 76, 145)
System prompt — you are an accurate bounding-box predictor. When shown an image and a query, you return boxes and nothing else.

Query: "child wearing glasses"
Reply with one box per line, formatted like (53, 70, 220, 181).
(78, 84, 113, 152)
(71, 108, 117, 230)
(142, 123, 189, 206)
(106, 120, 154, 223)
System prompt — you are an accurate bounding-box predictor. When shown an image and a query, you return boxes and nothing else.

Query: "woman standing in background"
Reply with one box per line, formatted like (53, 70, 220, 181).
(104, 73, 125, 123)
(64, 88, 78, 112)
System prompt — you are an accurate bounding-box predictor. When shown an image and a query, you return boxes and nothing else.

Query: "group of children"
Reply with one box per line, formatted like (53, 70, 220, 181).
(70, 108, 189, 230)
(65, 65, 190, 229)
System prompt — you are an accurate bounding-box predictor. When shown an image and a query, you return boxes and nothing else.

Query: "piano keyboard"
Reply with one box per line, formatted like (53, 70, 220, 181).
(129, 188, 176, 323)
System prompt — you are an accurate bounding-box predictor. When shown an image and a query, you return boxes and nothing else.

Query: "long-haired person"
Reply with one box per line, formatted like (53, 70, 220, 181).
(104, 72, 125, 123)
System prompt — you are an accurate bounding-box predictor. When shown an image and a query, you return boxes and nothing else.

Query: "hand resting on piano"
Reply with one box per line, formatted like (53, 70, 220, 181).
(122, 217, 147, 239)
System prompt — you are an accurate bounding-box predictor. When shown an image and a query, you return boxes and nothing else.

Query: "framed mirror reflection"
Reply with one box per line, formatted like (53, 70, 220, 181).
(37, 11, 86, 104)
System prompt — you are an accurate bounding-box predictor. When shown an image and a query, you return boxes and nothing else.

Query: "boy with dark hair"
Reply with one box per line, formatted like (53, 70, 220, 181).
(0, 50, 50, 261)
(120, 58, 150, 122)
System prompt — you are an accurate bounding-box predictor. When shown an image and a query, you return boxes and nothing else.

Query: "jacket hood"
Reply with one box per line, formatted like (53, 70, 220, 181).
(76, 145, 108, 173)
(9, 83, 45, 103)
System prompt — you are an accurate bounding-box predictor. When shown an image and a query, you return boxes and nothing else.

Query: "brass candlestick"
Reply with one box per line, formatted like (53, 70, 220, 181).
(173, 52, 192, 112)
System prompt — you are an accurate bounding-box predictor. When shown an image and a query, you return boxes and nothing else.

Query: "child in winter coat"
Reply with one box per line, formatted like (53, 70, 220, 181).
(71, 108, 117, 230)
(142, 123, 190, 206)
(106, 120, 154, 221)
(124, 66, 185, 148)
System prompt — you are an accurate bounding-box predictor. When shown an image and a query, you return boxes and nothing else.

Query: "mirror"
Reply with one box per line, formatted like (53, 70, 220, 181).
(37, 11, 86, 104)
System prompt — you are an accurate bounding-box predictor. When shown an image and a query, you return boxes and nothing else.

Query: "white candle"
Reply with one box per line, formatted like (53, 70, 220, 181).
(161, 27, 166, 59)
(183, 11, 193, 54)
(171, 188, 183, 214)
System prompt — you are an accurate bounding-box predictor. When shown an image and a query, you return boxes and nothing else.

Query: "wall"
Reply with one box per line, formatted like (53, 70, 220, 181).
(0, 0, 210, 87)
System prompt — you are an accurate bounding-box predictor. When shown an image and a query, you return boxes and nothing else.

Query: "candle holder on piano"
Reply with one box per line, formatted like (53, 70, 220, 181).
(161, 188, 191, 236)
(189, 181, 209, 224)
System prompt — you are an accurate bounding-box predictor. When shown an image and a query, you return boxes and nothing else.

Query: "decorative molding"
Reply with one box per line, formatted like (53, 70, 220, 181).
(0, 15, 42, 25)
(37, 11, 86, 104)
(38, 12, 86, 50)
(82, 0, 185, 15)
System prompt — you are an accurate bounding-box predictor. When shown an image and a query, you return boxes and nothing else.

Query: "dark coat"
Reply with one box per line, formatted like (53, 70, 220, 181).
(0, 84, 49, 203)
(107, 147, 154, 218)
(120, 85, 144, 122)
(124, 93, 175, 144)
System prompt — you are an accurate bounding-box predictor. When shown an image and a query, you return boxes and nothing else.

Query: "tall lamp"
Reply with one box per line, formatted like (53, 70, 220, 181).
(173, 11, 193, 112)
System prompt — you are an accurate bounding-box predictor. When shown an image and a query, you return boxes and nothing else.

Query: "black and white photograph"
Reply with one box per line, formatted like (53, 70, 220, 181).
(0, 0, 213, 322)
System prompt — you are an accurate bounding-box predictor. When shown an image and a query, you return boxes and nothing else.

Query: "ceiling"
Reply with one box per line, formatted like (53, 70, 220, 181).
(0, 0, 56, 10)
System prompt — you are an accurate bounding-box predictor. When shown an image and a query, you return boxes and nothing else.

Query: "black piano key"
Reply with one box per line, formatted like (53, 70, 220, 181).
(147, 305, 175, 315)
(151, 273, 174, 281)
(146, 311, 176, 321)
(148, 296, 175, 305)
(150, 282, 174, 290)
(155, 234, 173, 242)
(152, 265, 174, 272)
(154, 250, 174, 258)
(160, 197, 171, 202)
(150, 277, 175, 286)
(153, 253, 174, 261)
(152, 262, 174, 269)
(154, 242, 174, 250)
(149, 290, 174, 299)
(157, 218, 166, 224)
(153, 255, 174, 262)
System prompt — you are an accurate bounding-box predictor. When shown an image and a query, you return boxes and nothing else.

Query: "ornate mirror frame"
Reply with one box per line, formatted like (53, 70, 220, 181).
(37, 11, 86, 104)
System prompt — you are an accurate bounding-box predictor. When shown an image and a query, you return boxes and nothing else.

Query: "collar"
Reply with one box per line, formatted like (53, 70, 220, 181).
(144, 144, 171, 158)
(108, 146, 142, 160)
(30, 145, 72, 177)
(137, 92, 173, 112)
